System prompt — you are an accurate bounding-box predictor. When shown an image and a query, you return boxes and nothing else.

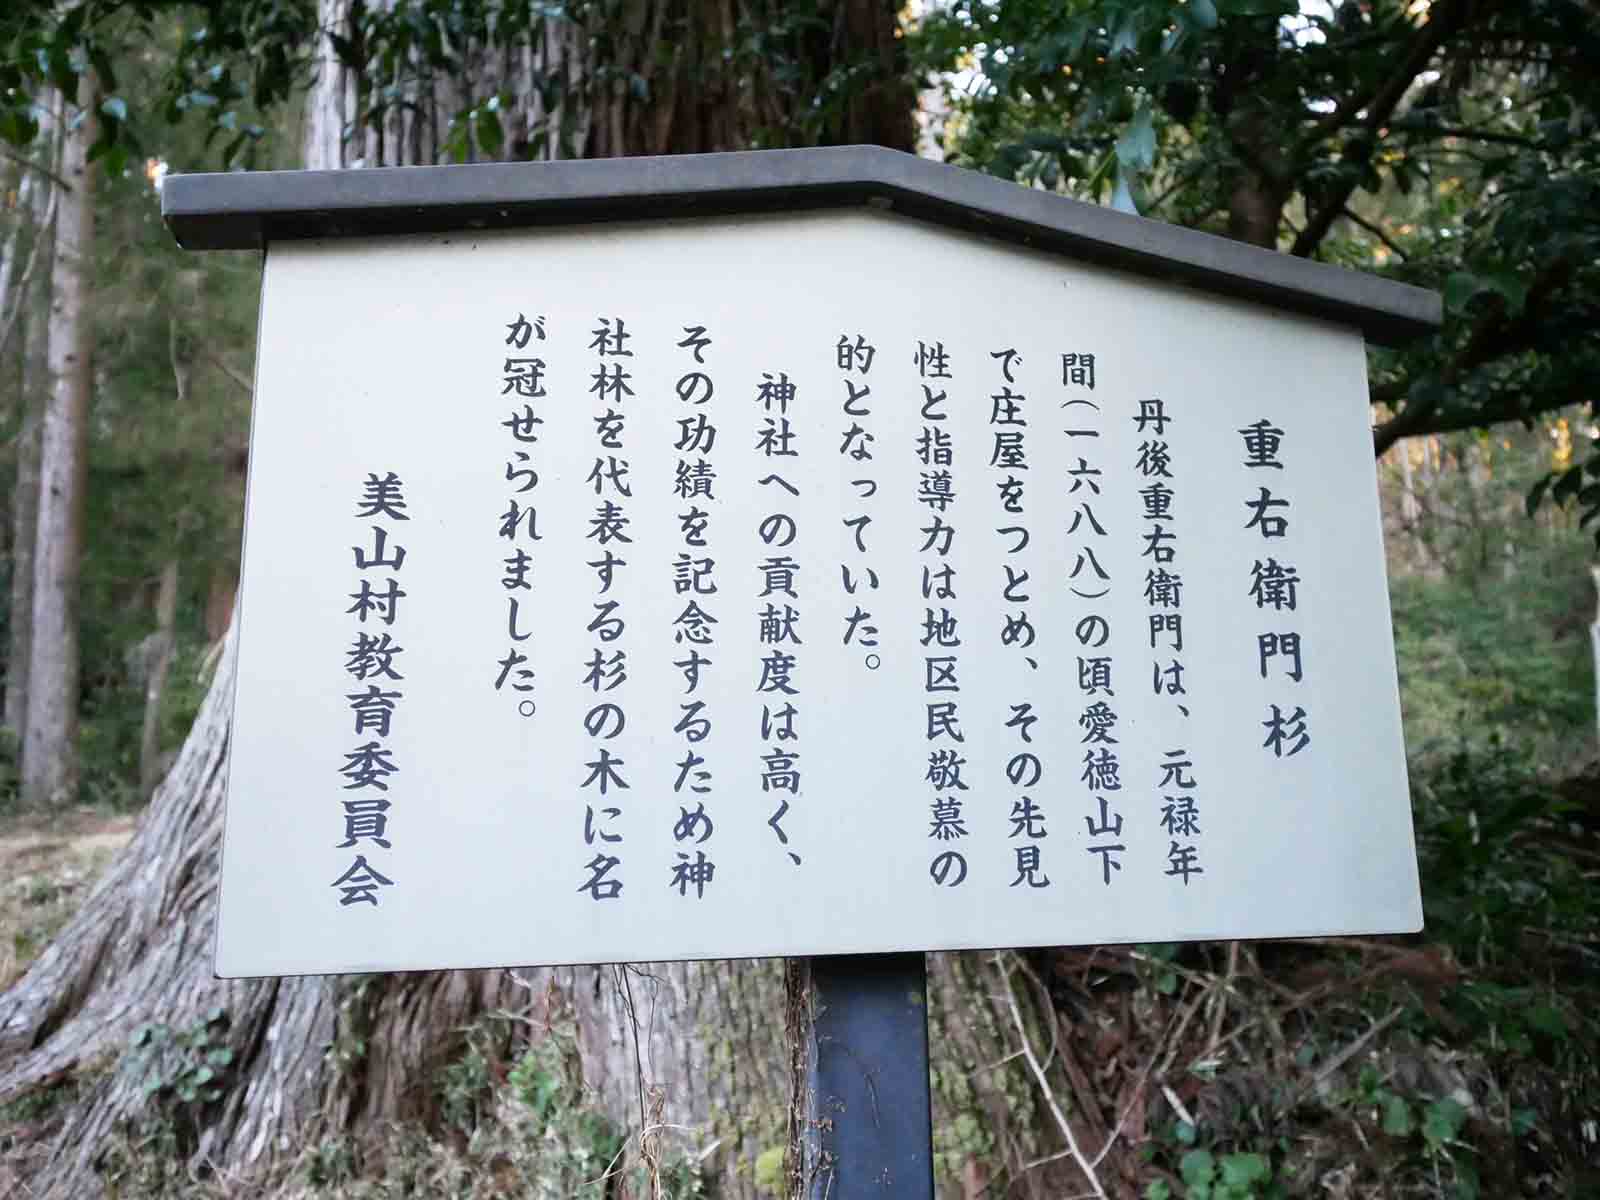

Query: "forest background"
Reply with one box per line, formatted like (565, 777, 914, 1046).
(0, 1, 1597, 1198)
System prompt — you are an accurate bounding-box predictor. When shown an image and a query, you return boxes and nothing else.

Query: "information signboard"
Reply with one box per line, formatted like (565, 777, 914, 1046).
(216, 203, 1422, 977)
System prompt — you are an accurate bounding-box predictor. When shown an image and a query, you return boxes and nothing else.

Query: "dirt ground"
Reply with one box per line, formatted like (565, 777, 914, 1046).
(0, 808, 135, 994)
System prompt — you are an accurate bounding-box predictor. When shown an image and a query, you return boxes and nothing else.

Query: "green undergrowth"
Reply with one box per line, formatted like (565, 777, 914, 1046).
(1122, 737, 1600, 1200)
(1389, 518, 1594, 765)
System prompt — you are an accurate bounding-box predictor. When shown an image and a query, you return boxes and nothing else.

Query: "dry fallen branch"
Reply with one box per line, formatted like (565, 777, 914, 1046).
(1090, 991, 1191, 1170)
(1296, 1006, 1405, 1105)
(1205, 942, 1241, 1059)
(995, 952, 1107, 1200)
(1161, 1083, 1196, 1127)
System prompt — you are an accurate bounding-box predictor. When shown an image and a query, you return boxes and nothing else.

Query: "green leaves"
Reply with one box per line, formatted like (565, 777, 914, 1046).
(1531, 449, 1600, 542)
(1219, 1153, 1270, 1188)
(43, 37, 80, 96)
(1109, 20, 1140, 58)
(1186, 0, 1220, 31)
(86, 139, 128, 177)
(0, 1, 312, 170)
(1443, 270, 1529, 318)
(1109, 99, 1157, 213)
(0, 103, 40, 147)
(123, 1008, 234, 1112)
(1180, 1148, 1216, 1185)
(1382, 1094, 1413, 1136)
(1421, 1097, 1467, 1150)
(1110, 171, 1140, 214)
(920, 0, 1600, 459)
(1116, 101, 1156, 171)
(1175, 1146, 1275, 1199)
(474, 104, 503, 156)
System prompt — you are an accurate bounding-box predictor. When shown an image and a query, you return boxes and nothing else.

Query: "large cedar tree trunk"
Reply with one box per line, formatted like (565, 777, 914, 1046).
(0, 5, 920, 1197)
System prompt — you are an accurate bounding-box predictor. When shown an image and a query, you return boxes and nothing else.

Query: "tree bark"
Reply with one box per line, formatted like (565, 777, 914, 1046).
(0, 166, 27, 332)
(1225, 166, 1286, 249)
(3, 121, 55, 738)
(304, 0, 914, 170)
(20, 76, 93, 807)
(302, 0, 352, 171)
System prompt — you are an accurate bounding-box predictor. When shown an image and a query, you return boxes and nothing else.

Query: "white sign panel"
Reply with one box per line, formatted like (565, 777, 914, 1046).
(219, 209, 1421, 977)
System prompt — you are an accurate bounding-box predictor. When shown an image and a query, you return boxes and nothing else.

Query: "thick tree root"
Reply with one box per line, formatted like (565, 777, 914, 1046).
(0, 630, 792, 1197)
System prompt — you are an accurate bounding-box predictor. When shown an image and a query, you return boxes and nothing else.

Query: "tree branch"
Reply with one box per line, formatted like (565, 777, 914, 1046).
(997, 952, 1107, 1200)
(1371, 254, 1580, 454)
(1389, 120, 1538, 148)
(1145, 156, 1216, 221)
(1374, 379, 1583, 451)
(200, 347, 253, 396)
(0, 145, 76, 194)
(1340, 206, 1409, 261)
(1292, 0, 1481, 259)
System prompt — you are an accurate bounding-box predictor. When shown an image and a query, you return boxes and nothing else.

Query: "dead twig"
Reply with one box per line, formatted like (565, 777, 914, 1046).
(1296, 1006, 1405, 1104)
(1205, 942, 1241, 1059)
(1161, 1083, 1196, 1127)
(1091, 990, 1189, 1169)
(1012, 953, 1109, 1147)
(1157, 983, 1211, 1079)
(996, 953, 1108, 1200)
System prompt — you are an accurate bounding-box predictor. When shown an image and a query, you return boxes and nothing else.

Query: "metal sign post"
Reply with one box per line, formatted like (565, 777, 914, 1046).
(795, 954, 934, 1198)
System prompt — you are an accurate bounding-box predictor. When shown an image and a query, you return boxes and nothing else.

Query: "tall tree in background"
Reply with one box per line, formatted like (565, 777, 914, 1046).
(1, 94, 57, 740)
(0, 4, 915, 1195)
(20, 74, 95, 806)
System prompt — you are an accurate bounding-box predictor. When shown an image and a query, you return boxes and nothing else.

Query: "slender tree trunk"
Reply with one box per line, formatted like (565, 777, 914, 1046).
(20, 78, 93, 806)
(203, 569, 236, 640)
(1223, 105, 1287, 250)
(137, 560, 178, 800)
(0, 169, 28, 327)
(303, 0, 350, 172)
(4, 127, 55, 737)
(133, 276, 200, 796)
(1218, 20, 1289, 251)
(0, 160, 20, 735)
(1591, 568, 1600, 753)
(5, 246, 48, 740)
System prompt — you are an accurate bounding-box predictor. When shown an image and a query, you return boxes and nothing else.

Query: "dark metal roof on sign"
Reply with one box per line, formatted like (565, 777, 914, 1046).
(161, 145, 1440, 346)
